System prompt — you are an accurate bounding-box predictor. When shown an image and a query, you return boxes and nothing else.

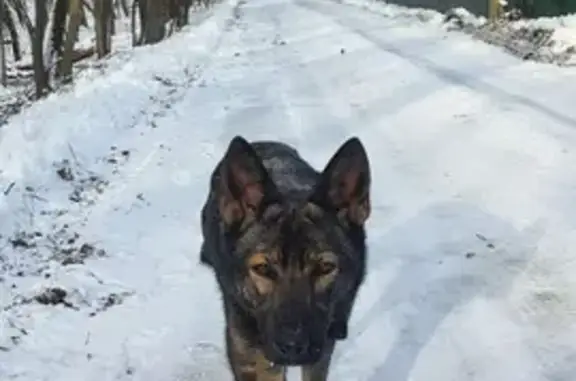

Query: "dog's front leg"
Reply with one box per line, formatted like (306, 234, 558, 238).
(226, 326, 286, 381)
(301, 340, 335, 381)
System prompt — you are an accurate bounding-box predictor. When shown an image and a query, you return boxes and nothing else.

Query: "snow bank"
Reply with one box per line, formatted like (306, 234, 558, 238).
(335, 0, 446, 24)
(336, 0, 576, 66)
(0, 0, 238, 361)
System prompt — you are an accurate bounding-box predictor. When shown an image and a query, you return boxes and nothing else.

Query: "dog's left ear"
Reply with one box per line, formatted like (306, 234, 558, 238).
(309, 137, 371, 226)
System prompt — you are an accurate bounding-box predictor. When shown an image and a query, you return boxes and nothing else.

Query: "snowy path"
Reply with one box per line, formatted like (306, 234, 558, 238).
(2, 0, 576, 380)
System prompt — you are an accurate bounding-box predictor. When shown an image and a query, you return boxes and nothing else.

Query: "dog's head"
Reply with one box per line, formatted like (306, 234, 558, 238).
(215, 136, 370, 366)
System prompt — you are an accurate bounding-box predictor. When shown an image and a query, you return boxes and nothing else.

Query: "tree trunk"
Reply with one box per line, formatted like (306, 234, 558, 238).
(0, 0, 6, 87)
(58, 0, 82, 82)
(80, 1, 88, 27)
(4, 10, 22, 61)
(131, 0, 146, 46)
(95, 0, 113, 58)
(32, 0, 49, 98)
(117, 0, 129, 17)
(181, 0, 192, 26)
(172, 0, 191, 28)
(110, 6, 116, 36)
(142, 0, 166, 45)
(50, 0, 69, 68)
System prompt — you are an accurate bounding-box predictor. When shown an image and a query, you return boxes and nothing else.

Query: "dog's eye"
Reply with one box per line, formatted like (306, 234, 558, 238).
(251, 263, 274, 278)
(315, 261, 337, 276)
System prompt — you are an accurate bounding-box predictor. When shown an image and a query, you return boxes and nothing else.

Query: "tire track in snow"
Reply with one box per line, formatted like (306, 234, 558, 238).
(206, 0, 351, 150)
(274, 2, 569, 379)
(0, 2, 243, 380)
(78, 0, 243, 228)
(180, 4, 546, 380)
(297, 0, 576, 133)
(326, 201, 546, 381)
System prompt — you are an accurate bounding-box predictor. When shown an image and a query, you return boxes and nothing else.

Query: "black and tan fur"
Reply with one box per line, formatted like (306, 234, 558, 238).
(200, 136, 371, 381)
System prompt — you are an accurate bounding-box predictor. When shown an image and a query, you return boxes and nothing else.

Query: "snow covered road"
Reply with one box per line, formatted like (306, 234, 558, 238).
(2, 0, 576, 380)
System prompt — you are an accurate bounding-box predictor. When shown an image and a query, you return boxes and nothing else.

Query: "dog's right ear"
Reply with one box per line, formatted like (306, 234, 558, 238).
(216, 136, 281, 228)
(309, 137, 371, 226)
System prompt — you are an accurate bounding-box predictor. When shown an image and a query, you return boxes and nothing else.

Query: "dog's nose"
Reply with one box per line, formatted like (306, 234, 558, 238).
(273, 326, 308, 357)
(273, 338, 308, 357)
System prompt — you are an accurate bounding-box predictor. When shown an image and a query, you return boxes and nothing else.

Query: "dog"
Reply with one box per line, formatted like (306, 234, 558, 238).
(199, 136, 371, 381)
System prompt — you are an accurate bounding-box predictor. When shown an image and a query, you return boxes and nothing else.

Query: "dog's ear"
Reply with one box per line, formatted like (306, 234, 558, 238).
(309, 137, 371, 226)
(216, 136, 281, 228)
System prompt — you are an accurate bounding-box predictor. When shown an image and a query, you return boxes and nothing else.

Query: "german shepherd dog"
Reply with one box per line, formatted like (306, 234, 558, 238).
(199, 136, 371, 381)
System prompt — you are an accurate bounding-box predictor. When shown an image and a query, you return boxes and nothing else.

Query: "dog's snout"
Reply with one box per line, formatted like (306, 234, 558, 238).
(275, 324, 306, 352)
(273, 337, 308, 358)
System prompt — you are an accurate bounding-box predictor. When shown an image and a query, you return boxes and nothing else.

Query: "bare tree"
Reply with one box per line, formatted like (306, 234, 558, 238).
(0, 0, 7, 86)
(94, 0, 113, 58)
(6, 0, 31, 62)
(142, 0, 167, 45)
(33, 0, 49, 98)
(0, 0, 211, 96)
(1, 8, 19, 62)
(80, 0, 91, 27)
(116, 0, 129, 17)
(132, 0, 196, 46)
(173, 0, 192, 29)
(49, 0, 68, 73)
(58, 0, 83, 82)
(131, 0, 144, 46)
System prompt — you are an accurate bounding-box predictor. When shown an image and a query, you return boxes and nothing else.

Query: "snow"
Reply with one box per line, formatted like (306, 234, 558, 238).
(509, 15, 576, 60)
(2, 0, 576, 380)
(337, 0, 576, 66)
(0, 1, 209, 126)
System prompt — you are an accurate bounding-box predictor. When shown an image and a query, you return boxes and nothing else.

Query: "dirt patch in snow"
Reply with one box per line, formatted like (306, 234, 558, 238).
(0, 145, 138, 352)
